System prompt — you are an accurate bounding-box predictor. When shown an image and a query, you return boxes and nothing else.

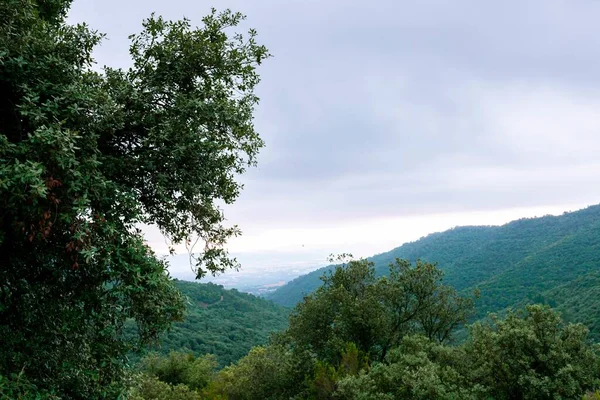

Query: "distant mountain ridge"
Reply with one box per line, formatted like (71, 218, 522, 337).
(265, 204, 600, 339)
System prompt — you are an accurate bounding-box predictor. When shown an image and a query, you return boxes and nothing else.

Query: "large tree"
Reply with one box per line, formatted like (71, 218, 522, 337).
(0, 0, 268, 397)
(285, 258, 477, 364)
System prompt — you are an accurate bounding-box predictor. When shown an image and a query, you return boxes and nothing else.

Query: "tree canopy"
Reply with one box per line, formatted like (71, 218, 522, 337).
(0, 0, 267, 397)
(285, 258, 477, 364)
(137, 261, 600, 400)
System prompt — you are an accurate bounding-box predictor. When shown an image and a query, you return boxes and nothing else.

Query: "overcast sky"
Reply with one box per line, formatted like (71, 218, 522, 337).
(68, 1, 600, 272)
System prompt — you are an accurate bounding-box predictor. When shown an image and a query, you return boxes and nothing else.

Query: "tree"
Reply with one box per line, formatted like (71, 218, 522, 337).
(336, 335, 482, 400)
(138, 352, 218, 391)
(378, 259, 477, 358)
(285, 258, 476, 364)
(0, 1, 268, 397)
(131, 352, 218, 399)
(467, 305, 600, 399)
(206, 345, 306, 400)
(309, 342, 370, 400)
(286, 259, 384, 364)
(130, 376, 204, 400)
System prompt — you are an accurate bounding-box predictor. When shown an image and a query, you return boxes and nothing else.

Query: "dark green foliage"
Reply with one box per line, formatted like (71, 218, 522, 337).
(130, 351, 220, 399)
(285, 259, 383, 364)
(267, 205, 600, 339)
(138, 352, 218, 391)
(215, 308, 599, 400)
(149, 281, 289, 368)
(336, 335, 482, 400)
(285, 259, 476, 364)
(144, 260, 600, 400)
(205, 345, 296, 400)
(337, 309, 600, 400)
(130, 376, 204, 400)
(0, 372, 60, 400)
(467, 305, 600, 399)
(0, 1, 267, 397)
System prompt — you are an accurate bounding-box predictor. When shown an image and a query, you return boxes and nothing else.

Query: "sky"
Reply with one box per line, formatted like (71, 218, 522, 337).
(68, 1, 600, 276)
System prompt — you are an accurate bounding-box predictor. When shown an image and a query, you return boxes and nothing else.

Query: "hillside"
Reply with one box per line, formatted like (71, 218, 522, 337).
(147, 280, 289, 367)
(266, 204, 600, 337)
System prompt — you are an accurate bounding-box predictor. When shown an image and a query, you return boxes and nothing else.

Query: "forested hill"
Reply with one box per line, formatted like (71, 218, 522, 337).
(266, 204, 600, 336)
(149, 280, 289, 367)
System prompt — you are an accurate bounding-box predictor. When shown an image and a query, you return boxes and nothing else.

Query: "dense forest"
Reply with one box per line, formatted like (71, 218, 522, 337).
(129, 260, 600, 400)
(145, 280, 289, 367)
(267, 205, 600, 338)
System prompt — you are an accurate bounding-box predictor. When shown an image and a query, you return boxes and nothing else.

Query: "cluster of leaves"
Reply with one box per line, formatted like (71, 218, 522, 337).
(129, 352, 218, 400)
(138, 259, 600, 399)
(267, 205, 600, 340)
(285, 259, 477, 364)
(0, 1, 267, 398)
(0, 371, 60, 400)
(467, 307, 600, 399)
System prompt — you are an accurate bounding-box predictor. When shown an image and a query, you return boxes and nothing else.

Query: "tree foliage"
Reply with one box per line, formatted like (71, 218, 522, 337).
(467, 305, 600, 399)
(130, 376, 204, 400)
(204, 345, 310, 400)
(336, 335, 482, 400)
(0, 0, 267, 397)
(131, 351, 218, 399)
(286, 258, 476, 364)
(132, 261, 600, 400)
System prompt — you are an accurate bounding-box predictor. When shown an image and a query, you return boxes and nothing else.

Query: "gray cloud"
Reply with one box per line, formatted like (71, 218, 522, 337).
(69, 0, 600, 231)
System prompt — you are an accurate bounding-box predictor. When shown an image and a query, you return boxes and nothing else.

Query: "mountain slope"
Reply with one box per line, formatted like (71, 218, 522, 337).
(149, 280, 289, 367)
(266, 205, 600, 338)
(540, 271, 600, 336)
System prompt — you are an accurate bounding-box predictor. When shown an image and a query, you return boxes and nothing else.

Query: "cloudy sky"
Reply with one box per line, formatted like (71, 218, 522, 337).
(69, 1, 600, 274)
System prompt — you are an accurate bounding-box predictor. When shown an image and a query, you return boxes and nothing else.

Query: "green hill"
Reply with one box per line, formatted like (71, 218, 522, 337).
(148, 280, 289, 367)
(266, 204, 600, 338)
